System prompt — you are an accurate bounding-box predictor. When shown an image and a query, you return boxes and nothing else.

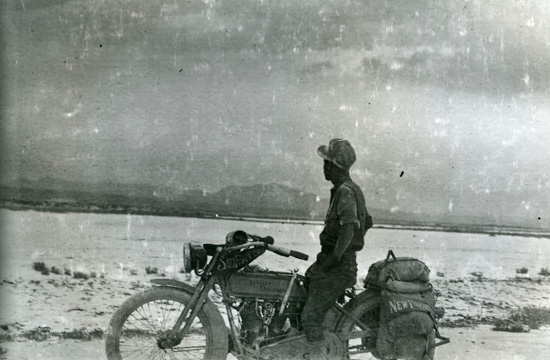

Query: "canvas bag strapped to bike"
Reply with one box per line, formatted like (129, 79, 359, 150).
(365, 251, 447, 359)
(364, 250, 430, 290)
(376, 288, 438, 359)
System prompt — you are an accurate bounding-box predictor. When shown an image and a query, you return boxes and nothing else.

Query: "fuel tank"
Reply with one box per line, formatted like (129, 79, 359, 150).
(226, 271, 307, 300)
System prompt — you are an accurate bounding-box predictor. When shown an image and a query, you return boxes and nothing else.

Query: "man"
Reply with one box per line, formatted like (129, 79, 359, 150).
(302, 138, 373, 357)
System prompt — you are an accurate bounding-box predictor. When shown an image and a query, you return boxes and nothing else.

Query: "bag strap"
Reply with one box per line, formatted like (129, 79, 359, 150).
(426, 310, 450, 341)
(386, 250, 396, 261)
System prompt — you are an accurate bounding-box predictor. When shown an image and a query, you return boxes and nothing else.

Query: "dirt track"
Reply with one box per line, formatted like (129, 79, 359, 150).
(2, 326, 549, 360)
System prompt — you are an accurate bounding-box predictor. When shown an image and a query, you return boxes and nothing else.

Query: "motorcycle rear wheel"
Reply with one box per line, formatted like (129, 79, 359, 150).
(105, 287, 228, 360)
(338, 296, 381, 360)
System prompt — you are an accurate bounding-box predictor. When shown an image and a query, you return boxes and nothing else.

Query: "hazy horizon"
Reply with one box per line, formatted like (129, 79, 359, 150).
(1, 0, 549, 227)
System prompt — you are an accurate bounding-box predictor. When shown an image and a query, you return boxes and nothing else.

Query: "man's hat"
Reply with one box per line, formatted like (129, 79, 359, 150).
(317, 138, 356, 169)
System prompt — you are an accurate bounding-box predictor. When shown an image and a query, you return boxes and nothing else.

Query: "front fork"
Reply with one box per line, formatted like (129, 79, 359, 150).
(156, 276, 217, 349)
(158, 249, 222, 350)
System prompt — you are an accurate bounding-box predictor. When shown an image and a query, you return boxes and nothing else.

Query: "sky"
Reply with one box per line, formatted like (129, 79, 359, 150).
(1, 0, 549, 226)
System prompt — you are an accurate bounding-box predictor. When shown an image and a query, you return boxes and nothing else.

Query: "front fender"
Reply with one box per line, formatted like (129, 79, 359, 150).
(150, 278, 198, 293)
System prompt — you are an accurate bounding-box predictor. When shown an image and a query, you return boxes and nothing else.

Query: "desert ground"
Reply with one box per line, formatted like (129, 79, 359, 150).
(1, 209, 550, 359)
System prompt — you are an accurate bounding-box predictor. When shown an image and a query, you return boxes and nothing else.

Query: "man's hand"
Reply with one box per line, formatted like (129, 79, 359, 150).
(333, 223, 355, 259)
(321, 254, 340, 271)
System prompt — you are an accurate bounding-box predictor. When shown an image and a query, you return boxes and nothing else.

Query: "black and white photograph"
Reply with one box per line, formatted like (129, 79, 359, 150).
(1, 0, 549, 359)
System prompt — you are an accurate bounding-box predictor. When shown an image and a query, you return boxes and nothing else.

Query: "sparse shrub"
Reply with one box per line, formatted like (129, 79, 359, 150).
(59, 327, 104, 340)
(493, 306, 550, 332)
(470, 271, 484, 282)
(493, 320, 528, 333)
(514, 306, 550, 330)
(20, 327, 51, 341)
(436, 271, 445, 277)
(539, 268, 550, 276)
(90, 272, 97, 278)
(64, 268, 72, 276)
(439, 316, 478, 328)
(16, 327, 105, 342)
(50, 266, 62, 275)
(32, 262, 48, 274)
(73, 271, 89, 280)
(130, 270, 138, 276)
(145, 266, 158, 275)
(516, 267, 529, 274)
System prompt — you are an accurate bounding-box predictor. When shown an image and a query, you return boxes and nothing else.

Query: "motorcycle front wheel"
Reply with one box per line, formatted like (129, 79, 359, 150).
(105, 287, 228, 360)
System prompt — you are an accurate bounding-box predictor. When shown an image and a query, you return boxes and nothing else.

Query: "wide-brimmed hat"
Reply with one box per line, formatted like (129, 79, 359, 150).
(317, 138, 356, 169)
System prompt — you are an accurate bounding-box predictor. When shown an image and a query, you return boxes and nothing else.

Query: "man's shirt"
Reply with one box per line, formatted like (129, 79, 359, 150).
(319, 178, 371, 253)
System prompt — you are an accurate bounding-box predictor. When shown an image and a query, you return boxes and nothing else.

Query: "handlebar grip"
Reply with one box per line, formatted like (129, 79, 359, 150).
(260, 236, 275, 245)
(266, 245, 290, 257)
(289, 250, 309, 261)
(266, 245, 309, 261)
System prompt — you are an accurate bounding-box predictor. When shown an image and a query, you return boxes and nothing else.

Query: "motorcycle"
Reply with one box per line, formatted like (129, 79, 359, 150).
(105, 230, 449, 360)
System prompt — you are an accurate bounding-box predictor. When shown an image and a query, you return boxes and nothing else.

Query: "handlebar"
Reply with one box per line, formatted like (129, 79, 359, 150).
(227, 241, 309, 261)
(248, 234, 275, 245)
(266, 244, 309, 261)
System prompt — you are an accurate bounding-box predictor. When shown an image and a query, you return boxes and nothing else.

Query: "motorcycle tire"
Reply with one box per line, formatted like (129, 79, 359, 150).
(105, 286, 228, 360)
(337, 296, 435, 360)
(338, 295, 381, 360)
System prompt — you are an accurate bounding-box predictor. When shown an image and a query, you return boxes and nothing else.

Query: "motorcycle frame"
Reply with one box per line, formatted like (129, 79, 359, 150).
(154, 241, 450, 357)
(159, 242, 377, 358)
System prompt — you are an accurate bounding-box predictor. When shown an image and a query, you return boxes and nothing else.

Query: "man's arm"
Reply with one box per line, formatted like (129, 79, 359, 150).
(322, 186, 359, 270)
(333, 223, 355, 259)
(334, 186, 360, 259)
(322, 223, 355, 270)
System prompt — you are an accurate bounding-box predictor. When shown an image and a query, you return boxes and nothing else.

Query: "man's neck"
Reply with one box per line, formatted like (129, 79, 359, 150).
(331, 173, 350, 187)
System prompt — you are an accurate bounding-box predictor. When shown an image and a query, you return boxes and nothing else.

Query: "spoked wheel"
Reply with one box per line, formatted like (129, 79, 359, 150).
(338, 296, 382, 360)
(105, 287, 228, 360)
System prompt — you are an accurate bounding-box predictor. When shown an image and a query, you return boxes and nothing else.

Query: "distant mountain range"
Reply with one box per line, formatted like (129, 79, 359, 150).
(0, 178, 325, 220)
(1, 178, 549, 236)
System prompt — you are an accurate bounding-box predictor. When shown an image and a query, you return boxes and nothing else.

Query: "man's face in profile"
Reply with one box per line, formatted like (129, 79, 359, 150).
(323, 160, 332, 181)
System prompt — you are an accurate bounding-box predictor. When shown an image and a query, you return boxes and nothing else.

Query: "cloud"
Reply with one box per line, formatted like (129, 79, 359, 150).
(10, 0, 548, 95)
(6, 0, 73, 12)
(2, 0, 549, 222)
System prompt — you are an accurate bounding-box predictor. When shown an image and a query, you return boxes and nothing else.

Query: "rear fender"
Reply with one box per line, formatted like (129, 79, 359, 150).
(335, 288, 381, 330)
(344, 288, 381, 311)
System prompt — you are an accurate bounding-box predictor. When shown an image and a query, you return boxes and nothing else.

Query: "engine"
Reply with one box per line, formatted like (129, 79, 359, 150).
(237, 298, 303, 345)
(226, 271, 307, 346)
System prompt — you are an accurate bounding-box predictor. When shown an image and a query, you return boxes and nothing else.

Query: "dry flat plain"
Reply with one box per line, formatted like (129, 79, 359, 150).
(1, 209, 550, 359)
